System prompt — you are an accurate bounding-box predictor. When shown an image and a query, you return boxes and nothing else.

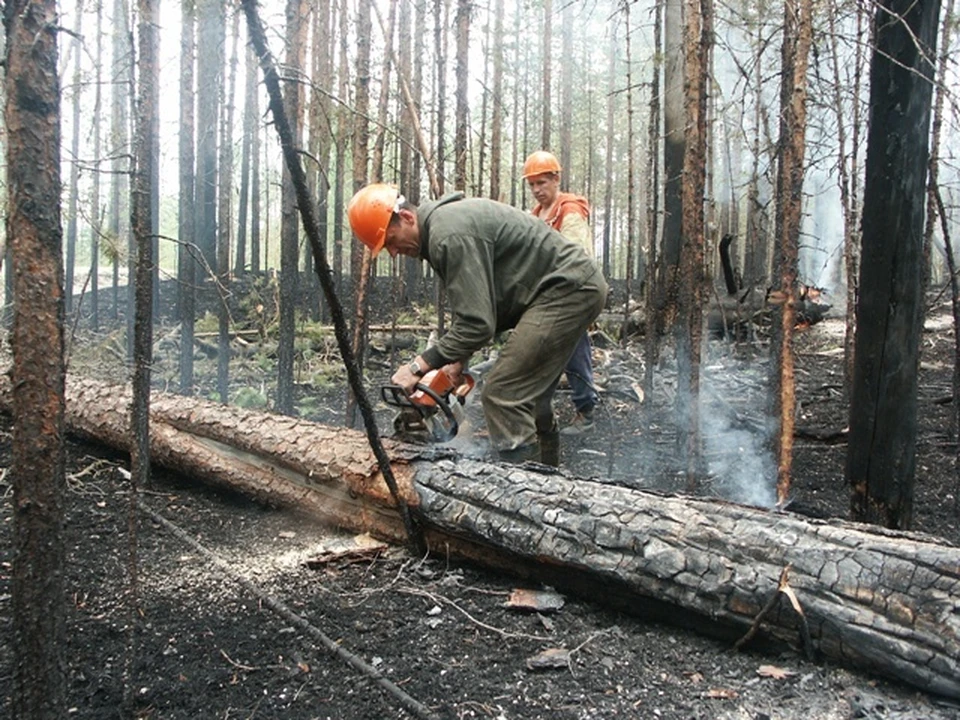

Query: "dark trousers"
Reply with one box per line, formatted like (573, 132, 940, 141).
(565, 332, 597, 413)
(482, 273, 608, 452)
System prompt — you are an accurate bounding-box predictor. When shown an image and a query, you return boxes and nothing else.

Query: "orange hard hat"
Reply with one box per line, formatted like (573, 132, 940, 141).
(347, 183, 401, 257)
(522, 150, 561, 179)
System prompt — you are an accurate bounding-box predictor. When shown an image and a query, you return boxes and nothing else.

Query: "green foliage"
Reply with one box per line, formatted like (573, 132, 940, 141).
(196, 311, 219, 333)
(233, 386, 268, 409)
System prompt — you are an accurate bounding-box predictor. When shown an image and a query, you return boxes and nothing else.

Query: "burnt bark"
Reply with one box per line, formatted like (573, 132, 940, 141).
(5, 0, 68, 713)
(5, 374, 959, 702)
(847, 0, 941, 528)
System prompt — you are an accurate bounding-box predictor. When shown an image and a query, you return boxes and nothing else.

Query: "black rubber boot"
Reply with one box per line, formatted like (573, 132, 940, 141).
(538, 429, 560, 467)
(498, 443, 540, 464)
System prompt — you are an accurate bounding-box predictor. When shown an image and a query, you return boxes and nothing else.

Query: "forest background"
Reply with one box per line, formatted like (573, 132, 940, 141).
(17, 0, 960, 328)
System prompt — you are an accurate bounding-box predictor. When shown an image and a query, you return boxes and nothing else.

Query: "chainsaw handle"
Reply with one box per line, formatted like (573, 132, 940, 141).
(380, 382, 459, 442)
(412, 381, 457, 436)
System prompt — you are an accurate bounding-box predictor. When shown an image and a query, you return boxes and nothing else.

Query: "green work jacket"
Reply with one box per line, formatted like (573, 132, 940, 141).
(418, 193, 603, 369)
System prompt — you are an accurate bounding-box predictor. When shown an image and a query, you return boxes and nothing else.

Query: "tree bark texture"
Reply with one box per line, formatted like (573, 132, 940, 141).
(847, 0, 941, 528)
(4, 0, 68, 713)
(3, 375, 958, 701)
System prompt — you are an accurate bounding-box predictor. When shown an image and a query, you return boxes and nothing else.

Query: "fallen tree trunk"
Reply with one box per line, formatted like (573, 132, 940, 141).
(2, 375, 957, 700)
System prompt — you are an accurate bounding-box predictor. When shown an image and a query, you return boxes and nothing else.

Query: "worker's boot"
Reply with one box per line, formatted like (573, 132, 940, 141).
(498, 443, 540, 465)
(538, 428, 560, 467)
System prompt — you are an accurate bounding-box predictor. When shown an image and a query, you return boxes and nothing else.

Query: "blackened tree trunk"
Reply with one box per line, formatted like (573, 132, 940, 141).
(276, 0, 308, 416)
(643, 0, 662, 397)
(847, 0, 941, 528)
(660, 0, 684, 332)
(5, 0, 67, 714)
(332, 0, 350, 296)
(179, 0, 197, 395)
(770, 0, 813, 505)
(621, 0, 636, 345)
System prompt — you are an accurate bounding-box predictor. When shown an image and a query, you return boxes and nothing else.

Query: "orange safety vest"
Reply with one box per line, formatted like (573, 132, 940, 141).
(531, 192, 590, 232)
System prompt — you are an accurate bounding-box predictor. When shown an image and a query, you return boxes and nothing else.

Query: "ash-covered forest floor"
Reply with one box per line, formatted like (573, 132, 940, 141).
(1, 284, 959, 719)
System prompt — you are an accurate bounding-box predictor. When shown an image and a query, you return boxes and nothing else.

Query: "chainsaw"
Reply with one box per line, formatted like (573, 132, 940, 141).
(381, 369, 476, 443)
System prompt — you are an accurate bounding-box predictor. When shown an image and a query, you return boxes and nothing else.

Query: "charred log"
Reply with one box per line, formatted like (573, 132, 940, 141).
(708, 235, 832, 339)
(1, 375, 957, 700)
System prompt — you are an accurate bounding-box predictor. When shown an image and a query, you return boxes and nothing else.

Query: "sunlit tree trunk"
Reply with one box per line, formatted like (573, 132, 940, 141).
(6, 0, 67, 713)
(848, 0, 940, 529)
(676, 0, 710, 491)
(770, 0, 812, 505)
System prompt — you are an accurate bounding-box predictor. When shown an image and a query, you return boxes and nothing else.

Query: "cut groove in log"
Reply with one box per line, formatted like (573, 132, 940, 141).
(1, 374, 957, 700)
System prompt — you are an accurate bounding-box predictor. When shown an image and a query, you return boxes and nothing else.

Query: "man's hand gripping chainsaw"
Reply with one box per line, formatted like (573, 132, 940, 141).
(381, 369, 475, 443)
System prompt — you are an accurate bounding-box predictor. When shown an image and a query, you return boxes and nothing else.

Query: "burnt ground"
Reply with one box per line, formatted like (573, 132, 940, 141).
(2, 290, 960, 719)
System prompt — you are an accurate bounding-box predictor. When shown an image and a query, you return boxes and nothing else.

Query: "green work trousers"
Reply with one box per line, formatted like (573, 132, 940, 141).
(481, 272, 608, 454)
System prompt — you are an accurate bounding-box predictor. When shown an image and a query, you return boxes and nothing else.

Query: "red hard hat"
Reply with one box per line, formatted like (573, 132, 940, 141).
(522, 150, 561, 179)
(347, 183, 401, 257)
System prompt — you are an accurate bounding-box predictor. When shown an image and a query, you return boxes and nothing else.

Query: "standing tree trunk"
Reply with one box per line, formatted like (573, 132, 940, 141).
(621, 0, 636, 346)
(276, 0, 308, 415)
(6, 0, 67, 714)
(235, 42, 256, 277)
(196, 0, 222, 278)
(345, 0, 372, 426)
(643, 0, 662, 397)
(676, 0, 710, 490)
(217, 8, 240, 403)
(332, 0, 351, 298)
(558, 1, 573, 190)
(178, 0, 197, 395)
(88, 3, 104, 333)
(453, 0, 470, 191)
(488, 0, 504, 200)
(65, 3, 84, 318)
(660, 0, 684, 333)
(601, 23, 617, 280)
(540, 0, 552, 149)
(770, 0, 813, 505)
(109, 0, 131, 323)
(847, 0, 941, 528)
